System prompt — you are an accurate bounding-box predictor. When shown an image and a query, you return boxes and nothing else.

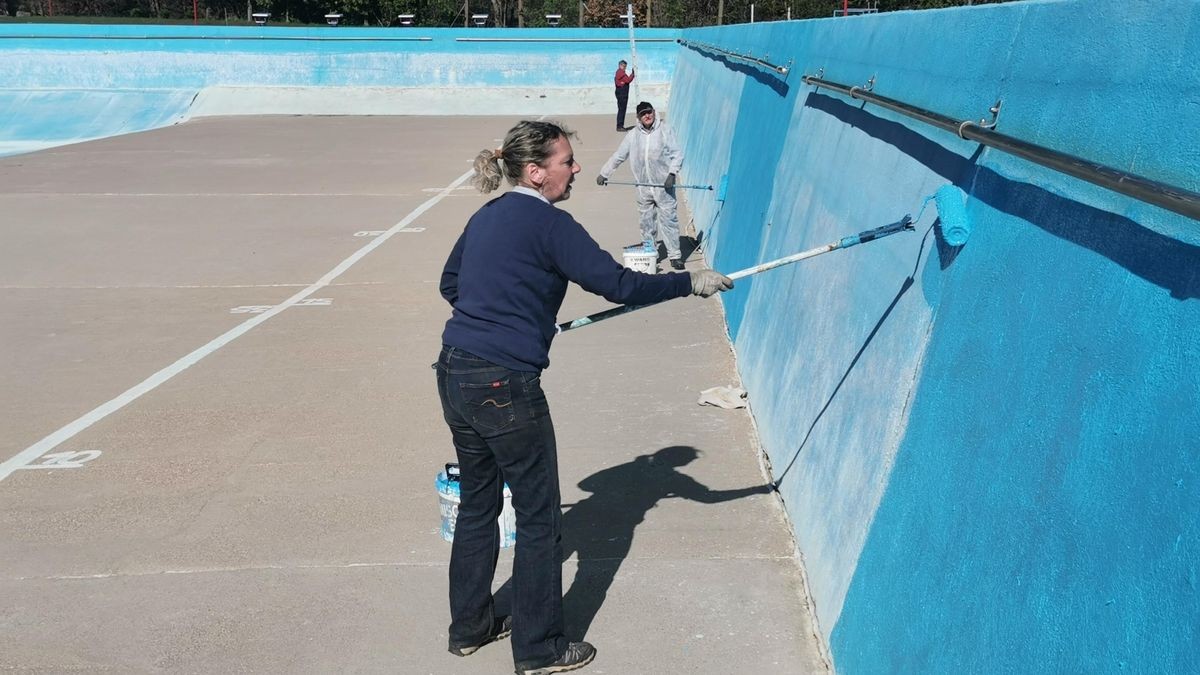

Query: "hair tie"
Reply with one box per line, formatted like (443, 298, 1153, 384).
(493, 147, 503, 160)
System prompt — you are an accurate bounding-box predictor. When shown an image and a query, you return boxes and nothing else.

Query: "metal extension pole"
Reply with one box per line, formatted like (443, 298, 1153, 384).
(626, 3, 640, 103)
(556, 217, 913, 333)
(604, 180, 713, 190)
(803, 75, 1200, 222)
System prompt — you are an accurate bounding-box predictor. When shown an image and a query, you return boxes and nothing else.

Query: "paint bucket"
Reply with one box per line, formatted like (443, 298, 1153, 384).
(622, 242, 657, 274)
(436, 463, 516, 548)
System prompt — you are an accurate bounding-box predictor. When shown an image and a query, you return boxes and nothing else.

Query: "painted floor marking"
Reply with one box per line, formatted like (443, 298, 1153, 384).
(1, 192, 410, 197)
(7, 554, 795, 582)
(230, 297, 331, 314)
(419, 185, 475, 193)
(0, 169, 474, 483)
(0, 282, 384, 290)
(13, 450, 102, 471)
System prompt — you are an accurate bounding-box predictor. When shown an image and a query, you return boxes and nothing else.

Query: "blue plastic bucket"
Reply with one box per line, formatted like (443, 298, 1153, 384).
(436, 464, 516, 548)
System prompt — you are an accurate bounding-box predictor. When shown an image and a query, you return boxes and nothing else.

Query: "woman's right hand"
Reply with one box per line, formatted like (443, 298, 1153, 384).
(690, 270, 734, 297)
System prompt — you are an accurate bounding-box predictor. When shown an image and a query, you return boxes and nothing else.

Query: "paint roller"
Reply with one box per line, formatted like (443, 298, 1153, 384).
(557, 184, 972, 334)
(915, 184, 972, 247)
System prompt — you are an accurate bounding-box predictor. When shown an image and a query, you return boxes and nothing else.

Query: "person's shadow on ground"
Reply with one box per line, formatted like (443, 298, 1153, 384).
(559, 445, 772, 639)
(655, 234, 701, 263)
(491, 446, 771, 638)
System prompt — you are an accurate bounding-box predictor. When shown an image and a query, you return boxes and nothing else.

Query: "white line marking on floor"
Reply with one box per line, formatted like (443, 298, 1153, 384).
(420, 186, 474, 193)
(0, 192, 408, 197)
(8, 554, 796, 582)
(0, 282, 384, 290)
(229, 298, 331, 314)
(13, 450, 102, 471)
(228, 305, 274, 314)
(0, 169, 473, 483)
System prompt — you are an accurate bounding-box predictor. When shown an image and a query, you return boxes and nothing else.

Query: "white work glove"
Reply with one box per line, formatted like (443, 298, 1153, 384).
(595, 175, 608, 186)
(689, 270, 734, 297)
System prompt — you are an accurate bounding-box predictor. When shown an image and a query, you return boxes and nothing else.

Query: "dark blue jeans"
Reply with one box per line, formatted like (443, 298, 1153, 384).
(615, 85, 630, 129)
(435, 345, 568, 669)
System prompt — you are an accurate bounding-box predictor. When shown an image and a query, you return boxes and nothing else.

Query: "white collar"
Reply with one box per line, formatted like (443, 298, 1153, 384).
(638, 119, 659, 134)
(512, 186, 550, 204)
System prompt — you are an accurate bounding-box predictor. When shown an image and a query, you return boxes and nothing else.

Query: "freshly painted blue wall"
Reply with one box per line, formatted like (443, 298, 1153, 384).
(1, 24, 679, 153)
(670, 0, 1199, 671)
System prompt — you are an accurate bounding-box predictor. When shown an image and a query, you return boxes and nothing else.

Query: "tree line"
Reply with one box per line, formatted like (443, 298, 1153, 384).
(4, 0, 1007, 27)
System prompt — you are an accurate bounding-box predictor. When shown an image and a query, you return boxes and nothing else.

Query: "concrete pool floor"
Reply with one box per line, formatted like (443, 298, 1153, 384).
(0, 115, 827, 673)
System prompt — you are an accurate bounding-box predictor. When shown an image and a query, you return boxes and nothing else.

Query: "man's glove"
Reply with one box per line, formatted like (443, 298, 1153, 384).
(596, 175, 608, 186)
(689, 269, 734, 297)
(663, 173, 676, 190)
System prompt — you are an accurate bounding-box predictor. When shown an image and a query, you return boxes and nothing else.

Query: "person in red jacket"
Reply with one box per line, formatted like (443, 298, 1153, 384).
(613, 60, 635, 131)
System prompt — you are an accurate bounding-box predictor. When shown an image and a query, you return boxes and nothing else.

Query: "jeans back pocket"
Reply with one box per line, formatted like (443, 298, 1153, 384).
(459, 379, 516, 433)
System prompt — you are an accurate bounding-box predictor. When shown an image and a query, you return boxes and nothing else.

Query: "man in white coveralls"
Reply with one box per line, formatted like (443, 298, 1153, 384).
(596, 101, 686, 270)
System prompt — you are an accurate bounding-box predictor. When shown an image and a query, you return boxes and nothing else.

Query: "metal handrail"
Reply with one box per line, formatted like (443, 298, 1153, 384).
(802, 74, 1200, 222)
(679, 38, 790, 76)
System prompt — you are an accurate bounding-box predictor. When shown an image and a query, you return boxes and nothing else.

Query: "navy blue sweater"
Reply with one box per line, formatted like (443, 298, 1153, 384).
(440, 191, 692, 371)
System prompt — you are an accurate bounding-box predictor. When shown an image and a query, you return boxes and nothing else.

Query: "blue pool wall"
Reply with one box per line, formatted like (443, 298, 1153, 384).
(1, 24, 680, 153)
(668, 0, 1199, 671)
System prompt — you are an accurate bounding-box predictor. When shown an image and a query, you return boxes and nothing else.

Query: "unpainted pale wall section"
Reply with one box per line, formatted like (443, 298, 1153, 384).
(669, 1, 1199, 671)
(1, 25, 678, 155)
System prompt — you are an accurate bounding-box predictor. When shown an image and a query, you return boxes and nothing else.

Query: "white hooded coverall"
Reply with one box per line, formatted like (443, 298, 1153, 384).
(598, 117, 685, 260)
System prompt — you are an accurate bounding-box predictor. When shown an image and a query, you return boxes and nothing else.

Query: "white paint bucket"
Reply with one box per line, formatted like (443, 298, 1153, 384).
(436, 463, 516, 548)
(622, 243, 657, 274)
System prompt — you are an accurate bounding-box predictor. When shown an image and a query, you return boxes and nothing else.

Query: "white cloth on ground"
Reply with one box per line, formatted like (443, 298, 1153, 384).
(697, 385, 747, 409)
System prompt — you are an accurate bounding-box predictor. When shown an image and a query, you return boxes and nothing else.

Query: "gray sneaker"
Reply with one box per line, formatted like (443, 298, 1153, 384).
(448, 615, 512, 656)
(515, 641, 596, 674)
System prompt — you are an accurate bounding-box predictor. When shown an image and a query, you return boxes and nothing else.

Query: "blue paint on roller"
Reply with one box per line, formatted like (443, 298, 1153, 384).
(934, 184, 972, 246)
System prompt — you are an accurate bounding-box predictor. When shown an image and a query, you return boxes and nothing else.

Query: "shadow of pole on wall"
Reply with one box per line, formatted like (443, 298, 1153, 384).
(772, 225, 935, 486)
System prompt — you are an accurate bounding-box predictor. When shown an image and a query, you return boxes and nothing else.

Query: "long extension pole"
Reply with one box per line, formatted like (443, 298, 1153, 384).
(556, 217, 913, 333)
(605, 180, 713, 190)
(626, 3, 640, 103)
